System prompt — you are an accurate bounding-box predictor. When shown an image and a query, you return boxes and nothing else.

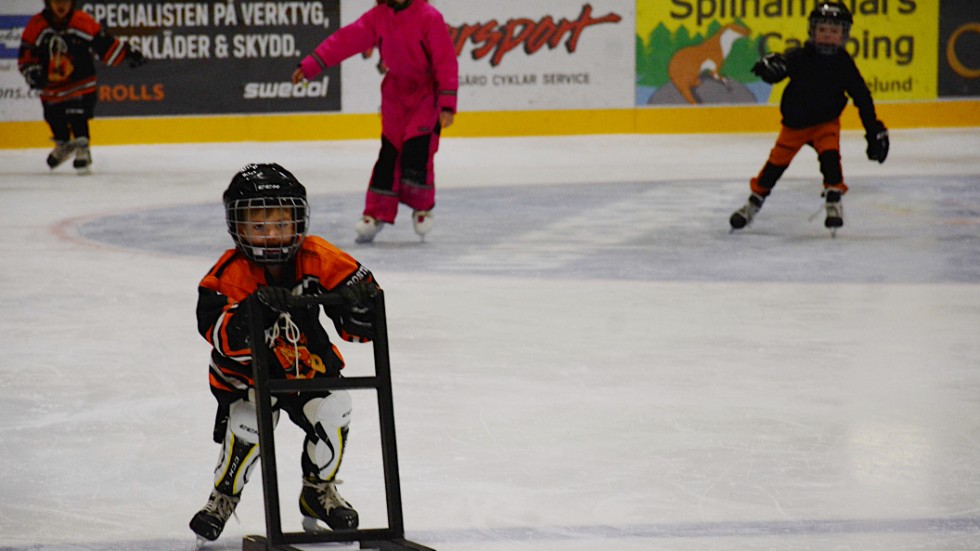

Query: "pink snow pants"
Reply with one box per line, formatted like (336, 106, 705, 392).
(363, 76, 442, 224)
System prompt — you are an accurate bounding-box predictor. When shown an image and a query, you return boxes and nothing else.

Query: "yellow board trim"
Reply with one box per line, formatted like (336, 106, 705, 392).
(1, 100, 978, 149)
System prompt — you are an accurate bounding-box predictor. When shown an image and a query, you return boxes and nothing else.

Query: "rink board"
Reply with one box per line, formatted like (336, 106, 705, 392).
(1, 100, 979, 149)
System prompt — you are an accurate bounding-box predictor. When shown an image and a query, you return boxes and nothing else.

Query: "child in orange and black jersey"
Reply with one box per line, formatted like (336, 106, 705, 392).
(729, 1, 889, 235)
(189, 163, 381, 545)
(17, 0, 146, 173)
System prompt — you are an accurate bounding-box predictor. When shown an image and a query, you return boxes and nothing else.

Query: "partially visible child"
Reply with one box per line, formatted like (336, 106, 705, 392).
(189, 163, 380, 545)
(730, 1, 889, 234)
(18, 0, 146, 173)
(293, 0, 458, 243)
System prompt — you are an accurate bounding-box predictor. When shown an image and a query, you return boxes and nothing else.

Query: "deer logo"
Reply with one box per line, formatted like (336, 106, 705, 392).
(667, 23, 751, 105)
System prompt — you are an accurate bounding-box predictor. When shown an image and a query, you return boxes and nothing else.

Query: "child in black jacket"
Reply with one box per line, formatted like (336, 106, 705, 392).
(730, 1, 889, 234)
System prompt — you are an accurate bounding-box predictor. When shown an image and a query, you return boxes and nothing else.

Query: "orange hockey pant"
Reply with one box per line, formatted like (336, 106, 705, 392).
(750, 119, 849, 197)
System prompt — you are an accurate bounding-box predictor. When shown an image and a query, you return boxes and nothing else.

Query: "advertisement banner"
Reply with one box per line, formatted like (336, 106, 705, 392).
(2, 1, 975, 126)
(0, 10, 43, 122)
(1, 0, 634, 121)
(445, 0, 634, 111)
(636, 0, 938, 107)
(337, 0, 636, 114)
(89, 0, 340, 117)
(938, 0, 980, 97)
(0, 0, 341, 121)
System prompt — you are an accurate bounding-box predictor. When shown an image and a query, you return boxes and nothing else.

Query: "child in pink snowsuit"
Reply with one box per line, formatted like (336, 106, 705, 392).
(293, 0, 458, 243)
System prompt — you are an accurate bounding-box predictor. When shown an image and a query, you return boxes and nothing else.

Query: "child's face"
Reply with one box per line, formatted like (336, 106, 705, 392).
(48, 0, 73, 21)
(238, 207, 296, 249)
(813, 22, 845, 49)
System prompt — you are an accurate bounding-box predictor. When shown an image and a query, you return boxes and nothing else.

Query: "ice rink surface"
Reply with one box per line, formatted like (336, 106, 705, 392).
(2, 129, 980, 550)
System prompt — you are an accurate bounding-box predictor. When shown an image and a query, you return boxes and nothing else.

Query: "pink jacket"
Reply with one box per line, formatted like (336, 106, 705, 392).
(299, 0, 458, 115)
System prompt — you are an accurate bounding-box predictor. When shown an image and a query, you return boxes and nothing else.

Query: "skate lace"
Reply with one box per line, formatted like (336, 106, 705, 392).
(204, 491, 240, 523)
(810, 201, 844, 222)
(51, 140, 74, 159)
(808, 204, 824, 222)
(265, 312, 301, 376)
(303, 478, 348, 509)
(737, 202, 759, 219)
(74, 140, 90, 160)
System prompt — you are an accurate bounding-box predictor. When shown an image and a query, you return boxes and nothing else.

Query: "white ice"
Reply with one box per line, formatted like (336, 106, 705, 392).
(2, 129, 980, 551)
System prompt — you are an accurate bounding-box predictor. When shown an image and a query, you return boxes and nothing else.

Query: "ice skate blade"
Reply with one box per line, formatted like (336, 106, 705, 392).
(301, 515, 330, 533)
(194, 535, 207, 550)
(729, 222, 748, 233)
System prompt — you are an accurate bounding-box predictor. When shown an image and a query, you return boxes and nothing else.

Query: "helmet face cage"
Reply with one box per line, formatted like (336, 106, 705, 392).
(226, 195, 310, 265)
(808, 2, 852, 54)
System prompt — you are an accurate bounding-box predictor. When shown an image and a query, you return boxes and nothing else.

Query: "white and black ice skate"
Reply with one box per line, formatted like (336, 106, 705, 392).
(46, 139, 76, 169)
(72, 137, 92, 175)
(823, 190, 843, 237)
(299, 477, 359, 532)
(730, 193, 764, 231)
(189, 488, 240, 546)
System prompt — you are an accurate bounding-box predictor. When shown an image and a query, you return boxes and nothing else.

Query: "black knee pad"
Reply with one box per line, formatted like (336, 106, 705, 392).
(818, 150, 843, 185)
(400, 134, 432, 187)
(370, 137, 398, 192)
(757, 162, 788, 191)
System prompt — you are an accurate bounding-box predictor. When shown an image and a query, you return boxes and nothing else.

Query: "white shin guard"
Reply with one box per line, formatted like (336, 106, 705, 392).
(213, 399, 278, 496)
(303, 391, 352, 481)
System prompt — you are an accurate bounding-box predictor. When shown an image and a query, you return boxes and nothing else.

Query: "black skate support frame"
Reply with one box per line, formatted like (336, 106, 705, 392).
(242, 291, 435, 551)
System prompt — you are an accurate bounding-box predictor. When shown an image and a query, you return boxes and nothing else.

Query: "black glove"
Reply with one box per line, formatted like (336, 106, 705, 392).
(865, 120, 889, 163)
(22, 64, 46, 89)
(255, 286, 294, 313)
(337, 280, 380, 338)
(127, 47, 147, 68)
(340, 280, 380, 307)
(752, 53, 788, 84)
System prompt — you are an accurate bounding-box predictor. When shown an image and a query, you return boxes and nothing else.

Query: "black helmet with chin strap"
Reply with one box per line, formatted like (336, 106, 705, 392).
(43, 0, 76, 29)
(224, 163, 310, 265)
(44, 0, 77, 9)
(808, 1, 853, 54)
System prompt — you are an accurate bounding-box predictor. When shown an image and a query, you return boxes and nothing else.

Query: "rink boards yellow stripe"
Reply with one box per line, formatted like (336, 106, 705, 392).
(1, 100, 978, 149)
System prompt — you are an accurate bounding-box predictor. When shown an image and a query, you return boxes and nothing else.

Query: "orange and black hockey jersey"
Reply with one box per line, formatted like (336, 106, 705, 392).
(18, 8, 130, 104)
(197, 235, 377, 401)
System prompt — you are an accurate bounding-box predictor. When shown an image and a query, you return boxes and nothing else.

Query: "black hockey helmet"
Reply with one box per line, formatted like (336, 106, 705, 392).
(224, 163, 310, 265)
(44, 0, 76, 10)
(44, 0, 76, 22)
(808, 2, 852, 54)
